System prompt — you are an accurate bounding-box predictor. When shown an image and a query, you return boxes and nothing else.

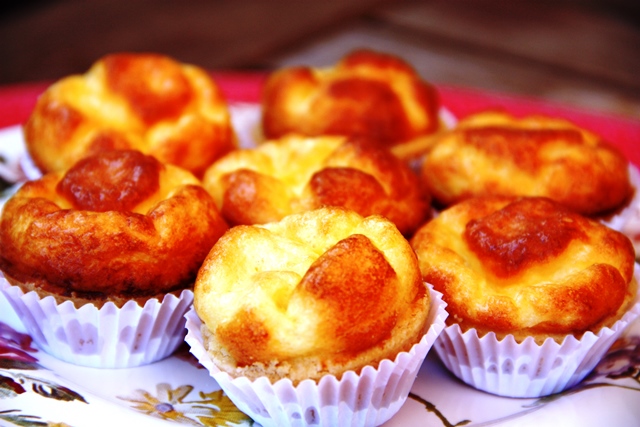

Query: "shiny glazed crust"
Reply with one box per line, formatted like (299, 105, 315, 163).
(24, 52, 236, 178)
(422, 111, 632, 215)
(194, 207, 431, 383)
(410, 196, 637, 342)
(0, 150, 229, 305)
(201, 134, 430, 235)
(261, 49, 440, 147)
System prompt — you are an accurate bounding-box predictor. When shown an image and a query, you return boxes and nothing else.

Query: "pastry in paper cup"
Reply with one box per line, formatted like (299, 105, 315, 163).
(201, 134, 430, 235)
(184, 285, 447, 427)
(0, 149, 228, 367)
(434, 281, 640, 397)
(1, 273, 194, 368)
(411, 196, 639, 397)
(184, 207, 448, 426)
(261, 49, 441, 150)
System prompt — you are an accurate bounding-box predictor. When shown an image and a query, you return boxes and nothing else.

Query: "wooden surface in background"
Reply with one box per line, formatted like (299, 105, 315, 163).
(1, 0, 638, 117)
(0, 0, 389, 82)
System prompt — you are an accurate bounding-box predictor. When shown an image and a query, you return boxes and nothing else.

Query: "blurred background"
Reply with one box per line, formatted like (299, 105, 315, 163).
(1, 0, 639, 117)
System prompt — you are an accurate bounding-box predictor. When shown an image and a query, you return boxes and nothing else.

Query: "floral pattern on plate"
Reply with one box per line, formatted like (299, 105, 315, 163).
(1, 310, 640, 427)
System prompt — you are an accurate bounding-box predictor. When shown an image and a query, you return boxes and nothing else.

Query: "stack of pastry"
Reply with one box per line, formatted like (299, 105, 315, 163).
(411, 110, 640, 397)
(1, 50, 446, 425)
(2, 52, 238, 367)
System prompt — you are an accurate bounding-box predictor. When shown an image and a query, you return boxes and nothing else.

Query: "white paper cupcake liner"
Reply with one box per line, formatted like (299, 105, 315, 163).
(228, 102, 263, 149)
(434, 264, 640, 398)
(184, 285, 448, 427)
(0, 272, 194, 368)
(602, 163, 640, 257)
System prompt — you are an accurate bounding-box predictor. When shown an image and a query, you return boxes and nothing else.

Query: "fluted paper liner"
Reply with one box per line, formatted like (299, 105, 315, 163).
(0, 272, 193, 368)
(184, 285, 448, 427)
(602, 163, 640, 255)
(434, 264, 640, 398)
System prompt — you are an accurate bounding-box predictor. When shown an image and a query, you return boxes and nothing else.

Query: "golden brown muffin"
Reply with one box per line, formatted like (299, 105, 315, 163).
(411, 196, 637, 343)
(194, 207, 431, 384)
(422, 111, 633, 216)
(261, 49, 440, 150)
(0, 150, 229, 307)
(24, 52, 236, 178)
(201, 134, 430, 235)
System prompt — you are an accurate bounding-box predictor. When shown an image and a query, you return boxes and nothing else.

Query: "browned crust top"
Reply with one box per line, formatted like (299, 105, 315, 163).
(411, 196, 636, 337)
(0, 150, 228, 298)
(24, 52, 236, 178)
(261, 49, 440, 146)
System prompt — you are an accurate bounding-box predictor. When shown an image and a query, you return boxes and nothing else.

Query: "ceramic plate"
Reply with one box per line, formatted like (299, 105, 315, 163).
(1, 104, 640, 427)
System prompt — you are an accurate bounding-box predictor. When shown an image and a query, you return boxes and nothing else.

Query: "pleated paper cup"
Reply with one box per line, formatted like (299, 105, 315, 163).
(0, 272, 193, 368)
(602, 163, 640, 256)
(184, 285, 448, 427)
(434, 264, 640, 398)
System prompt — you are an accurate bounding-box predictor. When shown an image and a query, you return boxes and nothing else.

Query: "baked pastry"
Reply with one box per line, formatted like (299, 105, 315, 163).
(194, 206, 430, 381)
(411, 196, 636, 340)
(410, 196, 640, 397)
(0, 150, 229, 367)
(261, 49, 440, 151)
(24, 52, 236, 178)
(186, 207, 447, 426)
(1, 149, 228, 305)
(201, 134, 430, 234)
(422, 111, 633, 216)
